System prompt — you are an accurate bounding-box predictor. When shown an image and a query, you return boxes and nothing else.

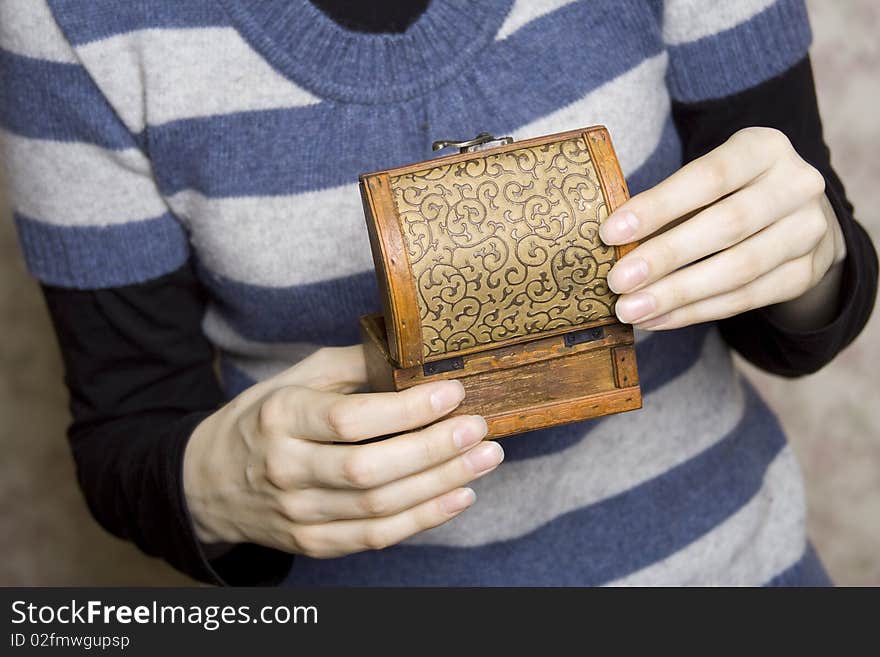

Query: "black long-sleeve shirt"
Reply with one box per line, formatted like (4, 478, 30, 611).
(35, 5, 879, 585)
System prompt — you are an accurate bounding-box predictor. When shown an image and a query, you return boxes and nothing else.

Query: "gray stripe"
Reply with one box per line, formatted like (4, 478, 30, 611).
(0, 129, 167, 226)
(0, 0, 78, 63)
(75, 27, 320, 133)
(515, 53, 670, 177)
(662, 0, 775, 46)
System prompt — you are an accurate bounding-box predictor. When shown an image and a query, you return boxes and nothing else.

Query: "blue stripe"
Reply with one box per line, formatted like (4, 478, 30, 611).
(0, 49, 134, 149)
(14, 212, 190, 289)
(666, 0, 812, 102)
(47, 0, 228, 45)
(199, 268, 380, 345)
(764, 544, 832, 587)
(282, 381, 785, 585)
(148, 8, 662, 197)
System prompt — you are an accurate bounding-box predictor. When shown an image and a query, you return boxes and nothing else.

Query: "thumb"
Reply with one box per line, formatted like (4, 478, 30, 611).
(275, 345, 367, 393)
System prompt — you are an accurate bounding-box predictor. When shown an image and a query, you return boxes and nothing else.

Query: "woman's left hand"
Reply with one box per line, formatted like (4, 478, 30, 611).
(600, 127, 847, 330)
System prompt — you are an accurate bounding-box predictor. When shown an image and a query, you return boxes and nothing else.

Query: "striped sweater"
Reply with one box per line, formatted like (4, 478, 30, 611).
(1, 0, 835, 585)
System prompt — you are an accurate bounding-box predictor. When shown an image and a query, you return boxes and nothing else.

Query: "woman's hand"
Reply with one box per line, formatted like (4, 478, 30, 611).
(600, 127, 847, 330)
(183, 346, 502, 558)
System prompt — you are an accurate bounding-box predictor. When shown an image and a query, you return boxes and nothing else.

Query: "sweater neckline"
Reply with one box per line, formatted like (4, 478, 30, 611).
(217, 0, 513, 104)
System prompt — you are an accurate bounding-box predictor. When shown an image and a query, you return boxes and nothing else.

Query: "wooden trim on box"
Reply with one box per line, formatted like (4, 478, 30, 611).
(487, 386, 642, 439)
(583, 128, 638, 260)
(612, 344, 639, 389)
(360, 174, 423, 368)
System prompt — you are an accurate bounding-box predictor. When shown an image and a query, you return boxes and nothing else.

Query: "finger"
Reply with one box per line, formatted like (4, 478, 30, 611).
(274, 345, 367, 393)
(288, 488, 477, 558)
(306, 414, 489, 489)
(614, 204, 828, 324)
(607, 166, 825, 295)
(599, 127, 789, 245)
(259, 379, 466, 443)
(280, 439, 503, 522)
(634, 252, 822, 331)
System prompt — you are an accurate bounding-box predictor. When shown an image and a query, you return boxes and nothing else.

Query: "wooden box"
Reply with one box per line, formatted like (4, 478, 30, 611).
(358, 126, 641, 438)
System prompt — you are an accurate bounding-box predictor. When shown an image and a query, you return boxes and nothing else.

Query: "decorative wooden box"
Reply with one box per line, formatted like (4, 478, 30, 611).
(358, 126, 641, 438)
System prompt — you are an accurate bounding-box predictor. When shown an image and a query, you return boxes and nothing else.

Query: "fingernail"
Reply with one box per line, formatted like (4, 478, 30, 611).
(453, 416, 488, 450)
(464, 441, 504, 473)
(442, 487, 476, 514)
(615, 292, 657, 324)
(608, 257, 649, 293)
(600, 210, 639, 243)
(635, 313, 670, 330)
(430, 380, 465, 413)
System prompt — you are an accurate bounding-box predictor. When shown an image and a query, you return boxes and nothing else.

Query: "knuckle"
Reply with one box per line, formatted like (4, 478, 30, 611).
(263, 442, 290, 489)
(417, 427, 447, 465)
(733, 247, 765, 282)
(257, 391, 287, 434)
(362, 526, 393, 552)
(804, 210, 829, 246)
(290, 526, 324, 558)
(802, 165, 826, 198)
(702, 158, 730, 197)
(753, 126, 788, 151)
(786, 155, 825, 198)
(325, 399, 360, 441)
(279, 492, 310, 522)
(666, 284, 688, 309)
(720, 203, 752, 245)
(802, 258, 820, 290)
(341, 452, 377, 489)
(401, 388, 432, 426)
(650, 237, 679, 274)
(730, 288, 756, 315)
(359, 490, 390, 517)
(728, 127, 754, 147)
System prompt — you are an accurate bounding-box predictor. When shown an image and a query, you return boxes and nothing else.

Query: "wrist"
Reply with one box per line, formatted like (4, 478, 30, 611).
(183, 411, 237, 545)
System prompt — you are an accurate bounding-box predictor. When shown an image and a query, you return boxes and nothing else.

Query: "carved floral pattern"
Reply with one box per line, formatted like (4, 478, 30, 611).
(390, 137, 618, 360)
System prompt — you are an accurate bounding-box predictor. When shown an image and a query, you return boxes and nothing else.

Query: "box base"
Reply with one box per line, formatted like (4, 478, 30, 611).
(360, 314, 641, 439)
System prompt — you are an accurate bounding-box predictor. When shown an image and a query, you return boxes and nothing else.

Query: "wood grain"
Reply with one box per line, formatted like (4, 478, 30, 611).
(583, 128, 638, 259)
(360, 175, 423, 368)
(612, 345, 639, 389)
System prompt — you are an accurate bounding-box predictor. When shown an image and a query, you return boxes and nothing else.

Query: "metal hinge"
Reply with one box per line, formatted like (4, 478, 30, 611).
(422, 356, 464, 376)
(563, 326, 605, 347)
(432, 132, 514, 154)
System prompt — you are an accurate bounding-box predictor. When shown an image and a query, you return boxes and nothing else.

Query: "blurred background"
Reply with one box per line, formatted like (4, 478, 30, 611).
(1, 0, 877, 586)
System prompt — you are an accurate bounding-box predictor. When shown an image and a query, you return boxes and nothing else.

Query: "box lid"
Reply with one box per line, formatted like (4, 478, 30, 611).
(359, 125, 635, 368)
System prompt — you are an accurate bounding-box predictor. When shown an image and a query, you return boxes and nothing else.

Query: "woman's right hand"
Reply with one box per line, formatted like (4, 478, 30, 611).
(182, 345, 503, 558)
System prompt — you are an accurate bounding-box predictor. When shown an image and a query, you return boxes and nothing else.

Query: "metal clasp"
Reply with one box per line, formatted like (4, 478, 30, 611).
(422, 356, 464, 376)
(432, 132, 514, 154)
(563, 327, 606, 347)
